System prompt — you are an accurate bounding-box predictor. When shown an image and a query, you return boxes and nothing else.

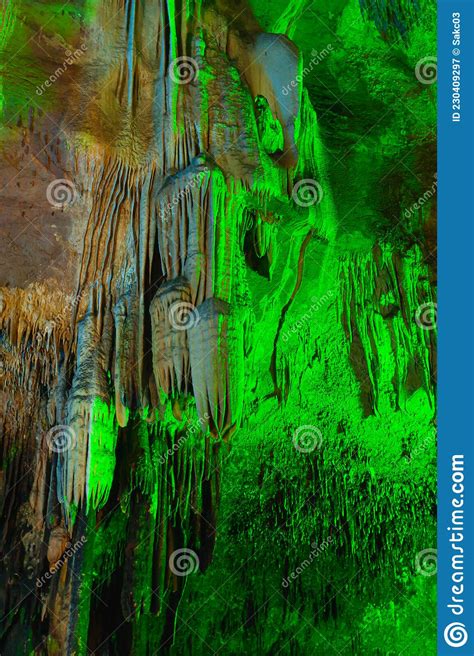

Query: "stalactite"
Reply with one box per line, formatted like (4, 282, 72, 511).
(150, 278, 192, 397)
(358, 0, 422, 41)
(0, 0, 436, 653)
(338, 243, 436, 415)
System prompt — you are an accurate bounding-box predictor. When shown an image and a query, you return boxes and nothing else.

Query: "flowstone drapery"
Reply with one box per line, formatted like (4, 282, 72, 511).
(1, 1, 436, 654)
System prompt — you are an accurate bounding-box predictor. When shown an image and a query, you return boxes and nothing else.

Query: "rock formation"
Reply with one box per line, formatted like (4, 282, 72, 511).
(1, 0, 436, 654)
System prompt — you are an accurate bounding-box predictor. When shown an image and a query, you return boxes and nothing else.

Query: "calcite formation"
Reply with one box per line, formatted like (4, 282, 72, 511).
(0, 0, 436, 654)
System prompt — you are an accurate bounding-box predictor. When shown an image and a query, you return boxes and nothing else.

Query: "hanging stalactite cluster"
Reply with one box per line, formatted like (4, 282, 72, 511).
(0, 1, 335, 652)
(0, 0, 436, 653)
(338, 243, 436, 415)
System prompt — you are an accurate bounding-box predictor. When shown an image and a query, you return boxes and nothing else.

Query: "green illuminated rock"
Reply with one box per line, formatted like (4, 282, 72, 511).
(0, 0, 436, 654)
